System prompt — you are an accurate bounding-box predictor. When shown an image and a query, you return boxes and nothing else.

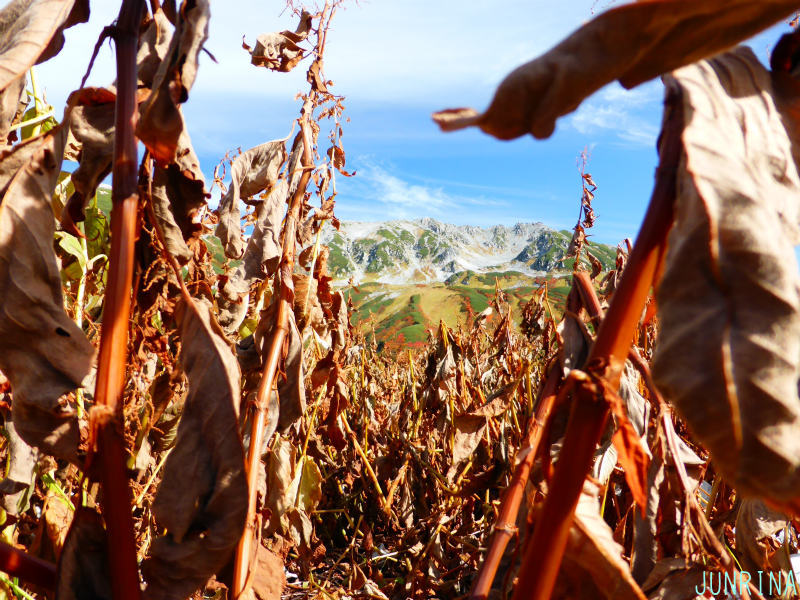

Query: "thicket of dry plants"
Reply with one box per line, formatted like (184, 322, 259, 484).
(3, 1, 800, 600)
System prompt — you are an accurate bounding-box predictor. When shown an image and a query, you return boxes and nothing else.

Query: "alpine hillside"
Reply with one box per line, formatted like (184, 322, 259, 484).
(318, 219, 618, 349)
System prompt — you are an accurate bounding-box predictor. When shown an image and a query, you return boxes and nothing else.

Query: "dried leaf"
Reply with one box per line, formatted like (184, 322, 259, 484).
(641, 559, 706, 600)
(735, 499, 789, 573)
(588, 251, 603, 280)
(557, 480, 647, 600)
(143, 297, 247, 600)
(0, 0, 89, 94)
(264, 436, 294, 536)
(601, 379, 648, 512)
(239, 545, 285, 600)
(62, 88, 115, 224)
(433, 0, 800, 140)
(56, 508, 111, 600)
(217, 178, 289, 334)
(631, 452, 665, 584)
(253, 301, 306, 432)
(0, 418, 37, 515)
(0, 75, 25, 145)
(244, 11, 311, 73)
(215, 139, 287, 260)
(557, 289, 588, 375)
(42, 489, 71, 558)
(652, 48, 800, 501)
(137, 8, 174, 89)
(137, 0, 209, 163)
(149, 126, 207, 264)
(293, 271, 325, 336)
(0, 124, 94, 463)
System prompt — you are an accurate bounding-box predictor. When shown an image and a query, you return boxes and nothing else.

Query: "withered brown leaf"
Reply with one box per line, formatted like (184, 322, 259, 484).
(149, 126, 207, 264)
(254, 300, 306, 432)
(556, 480, 647, 600)
(0, 124, 94, 463)
(243, 10, 312, 73)
(56, 508, 111, 600)
(735, 499, 789, 574)
(0, 0, 89, 94)
(61, 87, 116, 226)
(433, 0, 800, 140)
(652, 48, 800, 502)
(216, 139, 288, 260)
(143, 297, 247, 600)
(137, 0, 209, 163)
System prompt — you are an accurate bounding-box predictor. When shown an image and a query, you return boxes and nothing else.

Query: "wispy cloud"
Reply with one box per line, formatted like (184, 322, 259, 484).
(568, 82, 662, 147)
(335, 159, 512, 223)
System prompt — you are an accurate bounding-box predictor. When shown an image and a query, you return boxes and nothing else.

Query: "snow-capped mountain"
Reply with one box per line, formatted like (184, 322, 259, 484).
(321, 218, 616, 284)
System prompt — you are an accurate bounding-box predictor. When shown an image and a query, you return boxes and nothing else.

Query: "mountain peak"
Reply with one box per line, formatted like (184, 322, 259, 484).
(323, 219, 615, 284)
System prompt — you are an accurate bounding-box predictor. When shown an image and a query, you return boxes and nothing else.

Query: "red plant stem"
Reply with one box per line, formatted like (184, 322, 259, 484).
(89, 1, 145, 599)
(469, 362, 560, 600)
(511, 90, 682, 600)
(0, 542, 56, 590)
(231, 113, 314, 597)
(572, 271, 603, 326)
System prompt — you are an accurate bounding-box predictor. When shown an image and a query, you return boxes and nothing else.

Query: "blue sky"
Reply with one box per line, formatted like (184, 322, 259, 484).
(35, 1, 795, 246)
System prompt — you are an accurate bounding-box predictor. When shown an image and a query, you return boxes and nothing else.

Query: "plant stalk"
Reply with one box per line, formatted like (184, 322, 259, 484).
(231, 111, 314, 597)
(89, 1, 145, 599)
(469, 361, 560, 600)
(0, 541, 56, 591)
(510, 89, 682, 600)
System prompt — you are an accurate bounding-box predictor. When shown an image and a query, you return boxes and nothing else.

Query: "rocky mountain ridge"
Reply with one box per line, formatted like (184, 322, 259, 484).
(322, 218, 617, 283)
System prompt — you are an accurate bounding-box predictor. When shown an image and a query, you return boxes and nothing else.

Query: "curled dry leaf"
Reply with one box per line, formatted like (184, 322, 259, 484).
(0, 75, 26, 146)
(243, 10, 312, 73)
(0, 125, 94, 463)
(555, 479, 647, 600)
(253, 300, 306, 432)
(641, 559, 706, 600)
(239, 545, 285, 600)
(293, 271, 326, 336)
(0, 0, 89, 94)
(0, 418, 37, 515)
(447, 395, 508, 482)
(62, 87, 116, 225)
(42, 489, 71, 559)
(432, 0, 800, 140)
(264, 436, 322, 545)
(217, 176, 288, 334)
(56, 508, 111, 600)
(137, 0, 209, 163)
(216, 139, 288, 260)
(735, 499, 789, 574)
(652, 48, 800, 502)
(142, 297, 247, 600)
(149, 126, 207, 264)
(137, 8, 173, 89)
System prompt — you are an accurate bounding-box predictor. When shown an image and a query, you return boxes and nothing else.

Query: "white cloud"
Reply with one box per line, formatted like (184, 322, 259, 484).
(354, 164, 458, 219)
(335, 159, 513, 222)
(33, 0, 608, 112)
(568, 82, 661, 146)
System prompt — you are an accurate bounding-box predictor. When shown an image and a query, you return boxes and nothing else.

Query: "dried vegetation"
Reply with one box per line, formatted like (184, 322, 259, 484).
(2, 1, 800, 600)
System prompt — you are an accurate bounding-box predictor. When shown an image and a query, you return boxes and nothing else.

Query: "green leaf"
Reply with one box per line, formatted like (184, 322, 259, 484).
(55, 232, 86, 271)
(84, 203, 109, 261)
(19, 104, 57, 140)
(95, 185, 113, 217)
(40, 471, 75, 512)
